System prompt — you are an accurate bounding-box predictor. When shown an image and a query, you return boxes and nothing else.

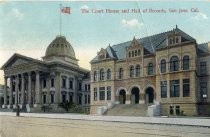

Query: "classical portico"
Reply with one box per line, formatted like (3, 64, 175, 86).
(1, 35, 90, 112)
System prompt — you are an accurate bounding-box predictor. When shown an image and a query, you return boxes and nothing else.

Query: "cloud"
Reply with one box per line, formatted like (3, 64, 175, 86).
(80, 5, 89, 10)
(121, 19, 143, 28)
(11, 8, 24, 20)
(192, 13, 208, 21)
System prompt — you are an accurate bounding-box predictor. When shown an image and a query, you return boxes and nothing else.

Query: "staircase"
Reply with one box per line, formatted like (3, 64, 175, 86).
(105, 104, 149, 117)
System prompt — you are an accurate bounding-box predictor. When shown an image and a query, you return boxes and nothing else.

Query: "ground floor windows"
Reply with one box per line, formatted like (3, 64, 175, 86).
(200, 82, 207, 100)
(169, 105, 181, 115)
(93, 88, 97, 101)
(50, 94, 54, 103)
(170, 80, 180, 97)
(43, 94, 47, 104)
(62, 94, 66, 103)
(161, 81, 167, 98)
(99, 91, 105, 100)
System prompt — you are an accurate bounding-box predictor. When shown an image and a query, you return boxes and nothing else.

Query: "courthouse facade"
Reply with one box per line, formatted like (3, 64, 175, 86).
(1, 36, 90, 111)
(90, 26, 210, 116)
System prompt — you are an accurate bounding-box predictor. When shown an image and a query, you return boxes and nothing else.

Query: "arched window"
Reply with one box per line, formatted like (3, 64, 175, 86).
(170, 56, 179, 71)
(129, 51, 131, 58)
(148, 63, 154, 75)
(130, 66, 134, 78)
(100, 69, 105, 80)
(119, 68, 124, 79)
(107, 69, 111, 80)
(160, 59, 166, 73)
(183, 55, 189, 70)
(136, 65, 140, 77)
(93, 71, 97, 81)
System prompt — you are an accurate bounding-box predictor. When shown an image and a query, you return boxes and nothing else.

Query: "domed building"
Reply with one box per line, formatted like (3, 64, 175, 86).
(1, 36, 90, 112)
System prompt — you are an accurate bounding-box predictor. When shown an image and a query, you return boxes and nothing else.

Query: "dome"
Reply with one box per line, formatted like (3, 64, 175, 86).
(45, 35, 76, 59)
(43, 35, 78, 66)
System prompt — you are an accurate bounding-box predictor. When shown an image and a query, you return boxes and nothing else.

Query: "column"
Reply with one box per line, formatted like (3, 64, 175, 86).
(34, 71, 40, 107)
(46, 76, 50, 104)
(14, 75, 19, 108)
(3, 76, 8, 108)
(19, 74, 24, 109)
(74, 77, 78, 104)
(27, 72, 31, 105)
(9, 76, 13, 108)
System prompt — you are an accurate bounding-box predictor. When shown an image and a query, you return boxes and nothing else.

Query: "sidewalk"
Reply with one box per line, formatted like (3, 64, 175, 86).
(1, 112, 210, 127)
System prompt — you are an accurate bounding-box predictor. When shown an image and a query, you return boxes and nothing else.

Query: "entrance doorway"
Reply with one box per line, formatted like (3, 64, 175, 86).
(131, 87, 140, 104)
(119, 90, 126, 104)
(145, 87, 154, 103)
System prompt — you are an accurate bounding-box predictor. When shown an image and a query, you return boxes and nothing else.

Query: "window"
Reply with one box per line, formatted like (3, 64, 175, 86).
(132, 51, 134, 57)
(43, 94, 47, 103)
(51, 78, 54, 87)
(183, 56, 189, 70)
(43, 79, 46, 88)
(130, 66, 134, 78)
(62, 78, 66, 88)
(93, 71, 97, 81)
(88, 84, 90, 91)
(94, 88, 97, 101)
(119, 68, 124, 79)
(200, 62, 207, 73)
(78, 95, 82, 105)
(107, 69, 111, 80)
(170, 106, 174, 115)
(135, 50, 137, 56)
(100, 69, 105, 80)
(161, 81, 167, 98)
(78, 82, 82, 91)
(129, 51, 131, 57)
(107, 86, 111, 100)
(85, 84, 87, 91)
(148, 63, 154, 75)
(85, 95, 87, 104)
(175, 106, 180, 115)
(51, 94, 54, 103)
(62, 94, 66, 103)
(183, 79, 190, 97)
(160, 59, 166, 73)
(170, 56, 179, 71)
(138, 49, 141, 56)
(88, 95, 90, 104)
(170, 80, 180, 97)
(69, 79, 73, 89)
(136, 65, 140, 77)
(200, 82, 207, 100)
(99, 87, 105, 100)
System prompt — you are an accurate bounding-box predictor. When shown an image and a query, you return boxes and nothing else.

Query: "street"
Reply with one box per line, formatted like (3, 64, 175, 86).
(0, 115, 210, 137)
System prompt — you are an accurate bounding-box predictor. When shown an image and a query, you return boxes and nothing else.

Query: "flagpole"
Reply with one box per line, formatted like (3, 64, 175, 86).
(60, 4, 62, 36)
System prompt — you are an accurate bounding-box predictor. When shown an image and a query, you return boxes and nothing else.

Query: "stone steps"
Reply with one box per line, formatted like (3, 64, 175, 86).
(105, 104, 149, 116)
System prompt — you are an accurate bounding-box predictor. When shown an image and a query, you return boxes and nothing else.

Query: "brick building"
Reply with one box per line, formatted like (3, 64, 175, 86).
(90, 26, 210, 116)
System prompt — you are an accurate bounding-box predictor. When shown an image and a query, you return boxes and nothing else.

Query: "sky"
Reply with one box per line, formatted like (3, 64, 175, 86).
(0, 1, 210, 84)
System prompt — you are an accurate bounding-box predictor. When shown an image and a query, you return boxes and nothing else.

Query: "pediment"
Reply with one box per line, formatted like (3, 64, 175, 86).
(1, 53, 36, 69)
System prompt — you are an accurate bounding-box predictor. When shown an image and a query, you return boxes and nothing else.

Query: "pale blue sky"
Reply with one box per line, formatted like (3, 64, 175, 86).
(0, 1, 210, 84)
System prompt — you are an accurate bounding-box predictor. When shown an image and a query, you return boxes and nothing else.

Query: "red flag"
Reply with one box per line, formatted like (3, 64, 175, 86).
(61, 7, 70, 14)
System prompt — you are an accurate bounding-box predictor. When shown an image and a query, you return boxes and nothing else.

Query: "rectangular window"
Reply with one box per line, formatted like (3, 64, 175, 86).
(183, 79, 190, 97)
(51, 94, 54, 103)
(43, 94, 47, 104)
(78, 82, 82, 91)
(62, 79, 66, 88)
(200, 62, 207, 74)
(85, 84, 87, 91)
(170, 80, 180, 97)
(88, 84, 90, 91)
(161, 81, 167, 98)
(62, 94, 66, 103)
(99, 87, 105, 100)
(51, 78, 54, 87)
(85, 95, 87, 104)
(200, 82, 207, 100)
(88, 95, 90, 104)
(69, 80, 73, 89)
(94, 88, 97, 101)
(43, 79, 46, 88)
(107, 86, 111, 100)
